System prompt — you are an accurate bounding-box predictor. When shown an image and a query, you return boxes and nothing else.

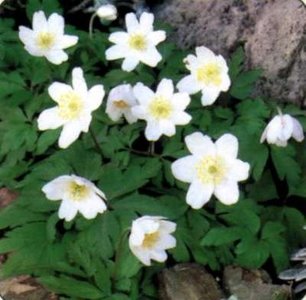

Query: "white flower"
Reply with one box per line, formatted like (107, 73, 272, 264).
(260, 113, 304, 147)
(42, 175, 107, 221)
(131, 79, 192, 141)
(171, 132, 250, 208)
(105, 12, 166, 72)
(37, 67, 104, 149)
(129, 216, 176, 266)
(302, 294, 306, 300)
(106, 84, 138, 123)
(177, 46, 231, 106)
(19, 11, 78, 65)
(97, 4, 117, 21)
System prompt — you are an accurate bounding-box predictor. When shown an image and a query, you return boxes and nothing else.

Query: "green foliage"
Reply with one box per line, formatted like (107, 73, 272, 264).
(0, 3, 305, 300)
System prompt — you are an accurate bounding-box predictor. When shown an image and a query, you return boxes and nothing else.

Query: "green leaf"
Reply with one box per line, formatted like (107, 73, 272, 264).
(228, 46, 244, 80)
(39, 275, 104, 299)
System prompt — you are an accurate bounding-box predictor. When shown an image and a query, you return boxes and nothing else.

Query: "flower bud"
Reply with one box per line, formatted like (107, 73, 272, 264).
(97, 4, 117, 21)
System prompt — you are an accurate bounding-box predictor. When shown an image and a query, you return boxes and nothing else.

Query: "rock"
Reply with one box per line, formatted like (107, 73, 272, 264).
(158, 263, 224, 300)
(153, 0, 306, 105)
(223, 265, 291, 300)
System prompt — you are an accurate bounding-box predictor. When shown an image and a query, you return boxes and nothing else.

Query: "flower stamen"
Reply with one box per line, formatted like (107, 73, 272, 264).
(149, 96, 172, 120)
(58, 92, 83, 120)
(128, 34, 147, 51)
(69, 182, 90, 201)
(196, 63, 222, 86)
(142, 231, 159, 248)
(36, 32, 55, 50)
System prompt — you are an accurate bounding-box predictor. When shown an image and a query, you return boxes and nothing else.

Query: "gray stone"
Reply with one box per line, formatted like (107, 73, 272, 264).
(154, 0, 306, 105)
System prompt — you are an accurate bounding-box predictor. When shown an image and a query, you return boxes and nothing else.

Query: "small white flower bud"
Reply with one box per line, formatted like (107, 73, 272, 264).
(96, 4, 117, 21)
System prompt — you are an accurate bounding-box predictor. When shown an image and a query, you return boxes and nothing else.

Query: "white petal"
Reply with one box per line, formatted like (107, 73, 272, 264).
(106, 106, 122, 121)
(156, 79, 174, 98)
(33, 11, 48, 32)
(171, 93, 191, 110)
(58, 121, 82, 148)
(159, 220, 176, 234)
(195, 46, 216, 60)
(291, 117, 304, 142)
(215, 134, 238, 159)
(145, 121, 162, 141)
(171, 155, 197, 183)
(280, 115, 294, 140)
(130, 247, 151, 266)
(37, 107, 65, 130)
(124, 111, 138, 124)
(48, 13, 64, 35)
(171, 111, 192, 125)
(76, 194, 107, 219)
(220, 73, 231, 92)
(149, 30, 166, 46)
(24, 45, 44, 57)
(48, 82, 73, 102)
(109, 31, 129, 45)
(42, 176, 71, 200)
(156, 235, 176, 249)
(122, 56, 139, 72)
(140, 47, 162, 67)
(139, 12, 154, 32)
(214, 180, 239, 205)
(58, 200, 78, 222)
(177, 75, 201, 95)
(133, 83, 154, 106)
(185, 132, 215, 156)
(59, 35, 78, 49)
(72, 67, 87, 95)
(200, 87, 220, 106)
(125, 13, 139, 32)
(150, 249, 167, 262)
(78, 114, 92, 132)
(131, 105, 147, 120)
(186, 180, 214, 209)
(86, 85, 104, 111)
(227, 159, 250, 182)
(45, 49, 68, 65)
(18, 26, 35, 46)
(105, 45, 127, 60)
(160, 120, 176, 137)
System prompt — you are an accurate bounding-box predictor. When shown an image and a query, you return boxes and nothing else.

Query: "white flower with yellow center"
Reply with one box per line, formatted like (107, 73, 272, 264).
(177, 46, 231, 106)
(260, 112, 304, 147)
(171, 132, 250, 208)
(131, 79, 192, 141)
(37, 67, 104, 148)
(42, 175, 107, 221)
(129, 216, 176, 266)
(106, 84, 138, 123)
(105, 12, 166, 72)
(18, 11, 78, 65)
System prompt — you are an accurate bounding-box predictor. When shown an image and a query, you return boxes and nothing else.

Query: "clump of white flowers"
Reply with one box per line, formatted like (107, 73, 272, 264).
(105, 12, 166, 72)
(37, 67, 105, 149)
(19, 11, 78, 64)
(132, 79, 192, 141)
(129, 216, 176, 266)
(42, 175, 107, 222)
(177, 46, 231, 106)
(260, 110, 304, 147)
(106, 84, 138, 124)
(172, 132, 250, 208)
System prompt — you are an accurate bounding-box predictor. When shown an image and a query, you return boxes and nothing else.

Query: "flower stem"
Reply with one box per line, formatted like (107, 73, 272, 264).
(149, 141, 155, 156)
(89, 12, 97, 38)
(89, 128, 103, 157)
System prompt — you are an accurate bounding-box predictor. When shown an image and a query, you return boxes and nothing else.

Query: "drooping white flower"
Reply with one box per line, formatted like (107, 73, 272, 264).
(171, 132, 250, 209)
(260, 112, 304, 147)
(42, 175, 107, 222)
(106, 84, 138, 123)
(96, 4, 117, 21)
(129, 216, 176, 266)
(131, 79, 192, 141)
(19, 11, 78, 65)
(37, 67, 104, 149)
(177, 46, 231, 106)
(105, 12, 166, 72)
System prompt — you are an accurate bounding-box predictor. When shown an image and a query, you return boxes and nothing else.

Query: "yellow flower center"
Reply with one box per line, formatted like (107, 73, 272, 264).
(149, 96, 172, 120)
(128, 34, 147, 51)
(196, 63, 222, 86)
(69, 182, 89, 201)
(58, 91, 83, 120)
(196, 155, 227, 185)
(142, 231, 159, 248)
(113, 99, 129, 109)
(36, 32, 55, 50)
